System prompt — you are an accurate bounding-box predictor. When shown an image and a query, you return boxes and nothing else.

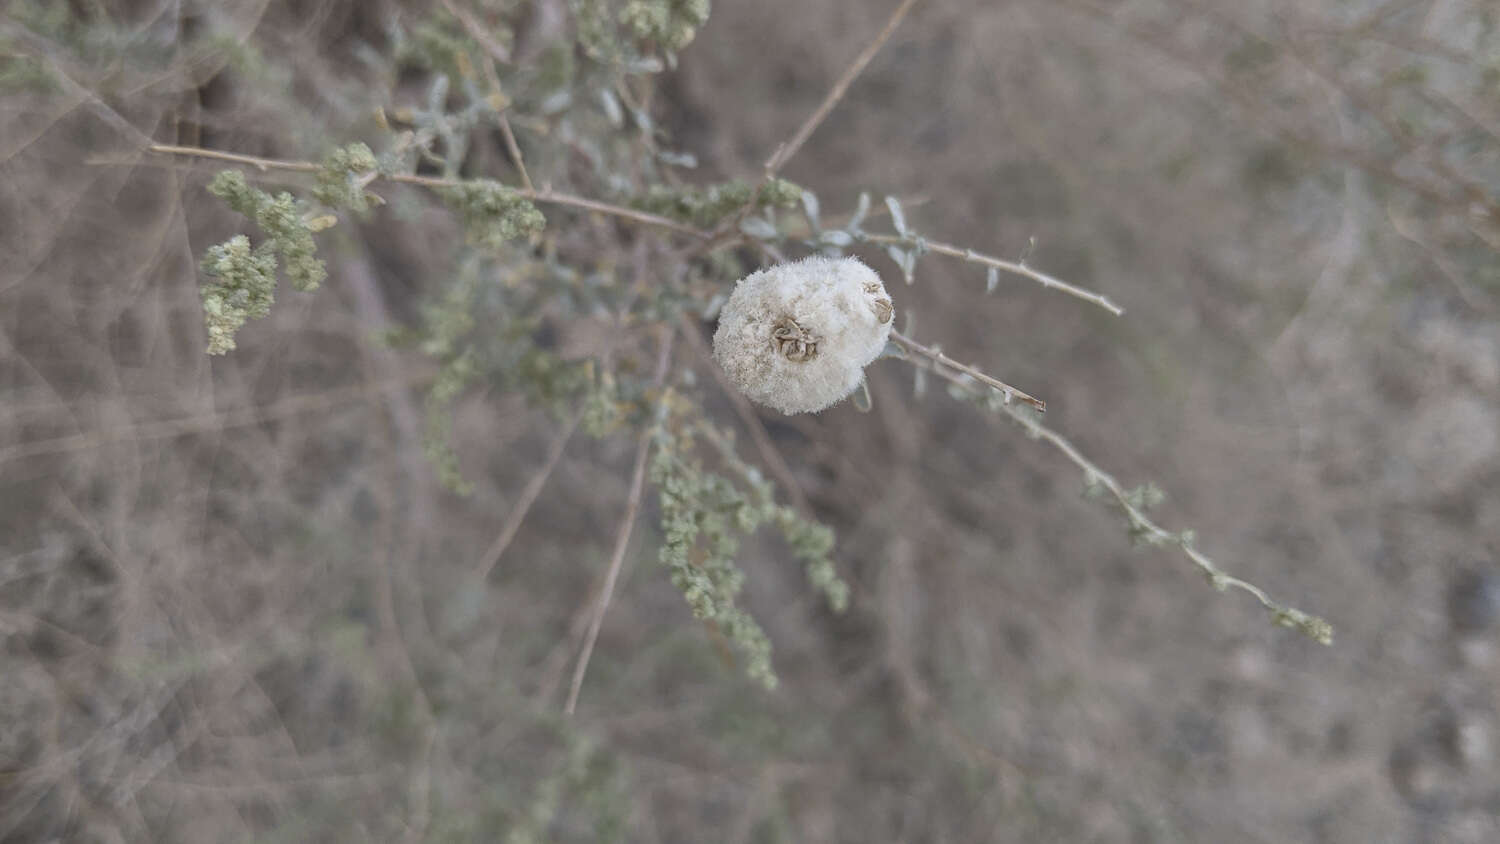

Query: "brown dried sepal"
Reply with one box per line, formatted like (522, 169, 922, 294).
(771, 317, 819, 362)
(864, 282, 894, 324)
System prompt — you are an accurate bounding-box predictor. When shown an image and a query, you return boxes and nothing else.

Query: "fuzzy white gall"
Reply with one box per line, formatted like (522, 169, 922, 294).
(713, 255, 895, 414)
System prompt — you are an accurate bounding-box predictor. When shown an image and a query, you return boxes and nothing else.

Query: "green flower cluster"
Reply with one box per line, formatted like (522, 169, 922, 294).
(650, 419, 849, 689)
(1271, 607, 1335, 646)
(198, 235, 276, 355)
(208, 169, 327, 292)
(197, 169, 335, 354)
(414, 271, 482, 496)
(442, 179, 547, 250)
(501, 733, 624, 844)
(425, 351, 481, 497)
(619, 0, 711, 52)
(652, 431, 778, 688)
(774, 509, 848, 613)
(313, 142, 379, 212)
(575, 0, 710, 61)
(632, 178, 802, 229)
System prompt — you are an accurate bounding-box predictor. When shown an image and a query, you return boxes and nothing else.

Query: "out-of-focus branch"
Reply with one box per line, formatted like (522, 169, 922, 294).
(138, 143, 708, 238)
(721, 0, 924, 238)
(565, 329, 677, 715)
(472, 407, 582, 583)
(764, 0, 925, 175)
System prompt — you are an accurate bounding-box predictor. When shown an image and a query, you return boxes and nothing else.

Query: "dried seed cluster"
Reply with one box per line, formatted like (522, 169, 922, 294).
(713, 255, 894, 414)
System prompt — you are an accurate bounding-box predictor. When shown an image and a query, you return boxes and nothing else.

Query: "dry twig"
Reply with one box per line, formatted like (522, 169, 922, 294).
(137, 143, 706, 238)
(717, 0, 924, 241)
(888, 329, 1047, 412)
(865, 233, 1124, 316)
(764, 0, 925, 175)
(472, 407, 583, 583)
(564, 329, 678, 715)
(903, 352, 1334, 645)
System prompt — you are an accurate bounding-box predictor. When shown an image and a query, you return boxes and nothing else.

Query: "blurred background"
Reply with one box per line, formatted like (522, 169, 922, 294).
(2, 0, 1498, 841)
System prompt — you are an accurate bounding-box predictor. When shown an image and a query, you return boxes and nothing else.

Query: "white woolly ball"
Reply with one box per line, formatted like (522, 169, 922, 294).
(713, 255, 894, 415)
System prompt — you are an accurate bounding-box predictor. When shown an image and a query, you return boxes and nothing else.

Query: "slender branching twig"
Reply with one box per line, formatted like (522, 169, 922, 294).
(565, 329, 678, 715)
(889, 329, 1047, 412)
(718, 0, 924, 241)
(764, 0, 925, 175)
(497, 115, 534, 192)
(864, 233, 1125, 316)
(438, 0, 513, 64)
(563, 422, 655, 714)
(139, 143, 706, 238)
(440, 4, 536, 193)
(900, 353, 1334, 645)
(472, 406, 583, 583)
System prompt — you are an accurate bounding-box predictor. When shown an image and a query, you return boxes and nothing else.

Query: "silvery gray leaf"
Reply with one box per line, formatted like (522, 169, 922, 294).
(849, 192, 871, 232)
(801, 190, 821, 232)
(739, 216, 779, 240)
(885, 195, 908, 237)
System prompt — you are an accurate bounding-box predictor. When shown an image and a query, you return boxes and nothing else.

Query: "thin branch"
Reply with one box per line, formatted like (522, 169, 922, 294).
(563, 423, 652, 715)
(865, 233, 1125, 316)
(712, 0, 923, 240)
(888, 329, 1047, 412)
(438, 1, 535, 192)
(906, 354, 1334, 645)
(565, 329, 677, 715)
(138, 143, 708, 238)
(438, 0, 513, 64)
(151, 142, 311, 172)
(764, 0, 925, 175)
(526, 187, 704, 238)
(497, 116, 534, 192)
(472, 407, 583, 583)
